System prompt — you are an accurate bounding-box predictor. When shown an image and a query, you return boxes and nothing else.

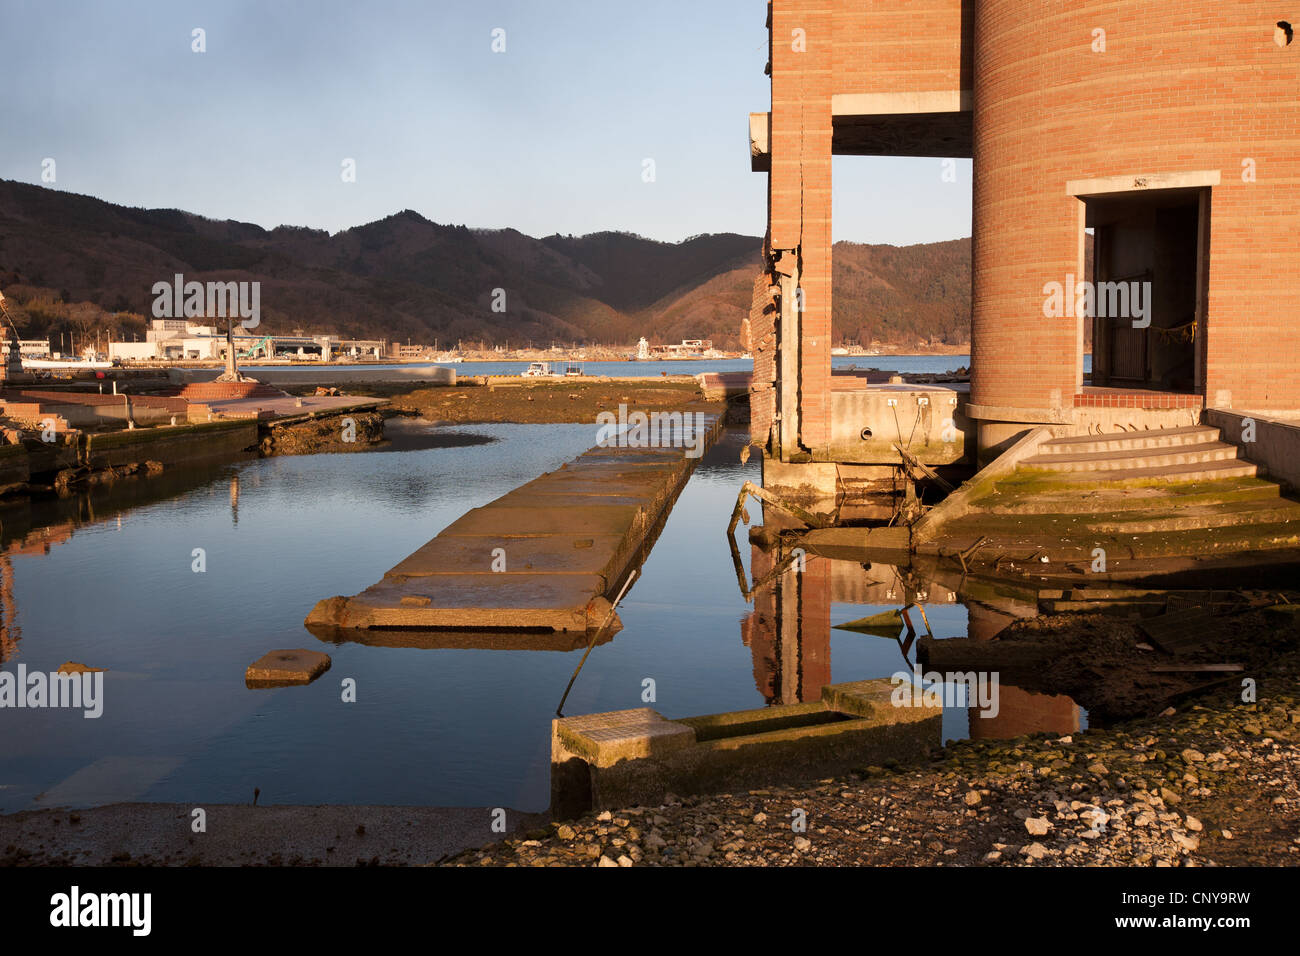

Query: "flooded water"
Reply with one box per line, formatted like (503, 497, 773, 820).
(0, 424, 1083, 813)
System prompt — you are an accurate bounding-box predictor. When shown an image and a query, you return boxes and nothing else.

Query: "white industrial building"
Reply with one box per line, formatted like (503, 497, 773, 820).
(109, 320, 384, 363)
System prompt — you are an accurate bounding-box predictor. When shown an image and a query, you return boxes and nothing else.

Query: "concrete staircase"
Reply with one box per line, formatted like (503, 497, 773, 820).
(1018, 425, 1256, 483)
(917, 424, 1300, 573)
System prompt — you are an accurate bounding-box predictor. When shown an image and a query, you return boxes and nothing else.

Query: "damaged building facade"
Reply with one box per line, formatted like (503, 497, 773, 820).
(747, 1, 1300, 497)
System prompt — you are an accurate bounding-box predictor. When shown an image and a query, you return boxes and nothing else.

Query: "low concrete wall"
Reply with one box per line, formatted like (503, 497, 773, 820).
(829, 385, 972, 465)
(1072, 406, 1201, 434)
(1, 390, 188, 428)
(4, 399, 178, 428)
(83, 420, 259, 469)
(169, 366, 456, 386)
(1205, 409, 1300, 492)
(550, 679, 939, 819)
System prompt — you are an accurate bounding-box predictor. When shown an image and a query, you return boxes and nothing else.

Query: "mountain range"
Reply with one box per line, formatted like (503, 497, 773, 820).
(0, 179, 972, 350)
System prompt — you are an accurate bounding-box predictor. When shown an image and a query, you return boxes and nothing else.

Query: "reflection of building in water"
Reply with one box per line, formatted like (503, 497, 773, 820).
(6, 522, 75, 557)
(968, 685, 1083, 740)
(0, 555, 18, 663)
(741, 541, 831, 705)
(959, 594, 1082, 737)
(229, 475, 240, 525)
(0, 521, 78, 662)
(737, 523, 1085, 738)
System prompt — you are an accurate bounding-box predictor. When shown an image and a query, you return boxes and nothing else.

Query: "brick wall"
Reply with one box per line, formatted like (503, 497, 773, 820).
(971, 2, 1300, 412)
(769, 0, 834, 451)
(764, 0, 971, 455)
(176, 381, 286, 401)
(832, 0, 970, 96)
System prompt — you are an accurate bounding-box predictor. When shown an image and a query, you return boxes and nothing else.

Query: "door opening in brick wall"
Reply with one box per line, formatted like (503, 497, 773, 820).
(1082, 187, 1206, 393)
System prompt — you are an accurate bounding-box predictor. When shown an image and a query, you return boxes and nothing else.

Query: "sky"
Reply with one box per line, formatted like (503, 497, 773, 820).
(1, 0, 973, 245)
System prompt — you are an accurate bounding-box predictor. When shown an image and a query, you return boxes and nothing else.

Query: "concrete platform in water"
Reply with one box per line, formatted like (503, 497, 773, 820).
(306, 412, 722, 633)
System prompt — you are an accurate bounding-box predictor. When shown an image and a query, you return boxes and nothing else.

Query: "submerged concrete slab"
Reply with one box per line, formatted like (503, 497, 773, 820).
(323, 574, 613, 630)
(307, 622, 618, 652)
(245, 649, 332, 688)
(307, 411, 722, 634)
(438, 503, 643, 537)
(388, 534, 627, 579)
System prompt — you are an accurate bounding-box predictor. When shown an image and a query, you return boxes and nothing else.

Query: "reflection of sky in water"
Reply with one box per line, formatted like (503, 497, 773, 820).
(0, 424, 1081, 813)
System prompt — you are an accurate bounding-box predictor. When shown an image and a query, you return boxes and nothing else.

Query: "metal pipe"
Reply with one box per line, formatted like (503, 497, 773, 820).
(555, 568, 639, 717)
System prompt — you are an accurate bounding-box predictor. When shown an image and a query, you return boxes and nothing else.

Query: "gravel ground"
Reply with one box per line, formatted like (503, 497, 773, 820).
(448, 686, 1300, 867)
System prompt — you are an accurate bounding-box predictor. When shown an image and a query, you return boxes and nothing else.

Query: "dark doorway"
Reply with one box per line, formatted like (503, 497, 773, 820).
(1085, 189, 1205, 391)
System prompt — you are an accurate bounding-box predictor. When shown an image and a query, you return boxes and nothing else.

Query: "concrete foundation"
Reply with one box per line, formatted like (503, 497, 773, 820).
(828, 384, 971, 464)
(550, 678, 940, 819)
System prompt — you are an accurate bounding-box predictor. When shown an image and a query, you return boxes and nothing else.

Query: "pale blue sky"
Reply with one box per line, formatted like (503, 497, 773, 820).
(2, 0, 972, 244)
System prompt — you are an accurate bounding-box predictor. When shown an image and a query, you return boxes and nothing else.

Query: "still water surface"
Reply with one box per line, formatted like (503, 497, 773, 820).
(0, 423, 1081, 812)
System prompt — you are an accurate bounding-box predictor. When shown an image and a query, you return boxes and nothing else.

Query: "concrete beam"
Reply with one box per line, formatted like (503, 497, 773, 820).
(1066, 170, 1221, 197)
(831, 90, 972, 115)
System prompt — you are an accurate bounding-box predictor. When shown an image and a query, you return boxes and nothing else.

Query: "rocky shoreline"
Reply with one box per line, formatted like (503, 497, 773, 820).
(448, 682, 1300, 867)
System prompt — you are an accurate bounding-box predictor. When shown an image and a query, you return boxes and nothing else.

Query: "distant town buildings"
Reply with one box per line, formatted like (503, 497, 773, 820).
(0, 340, 54, 360)
(648, 339, 714, 358)
(108, 320, 384, 363)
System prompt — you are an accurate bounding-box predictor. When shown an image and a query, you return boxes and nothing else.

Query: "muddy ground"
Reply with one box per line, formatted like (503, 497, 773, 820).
(285, 380, 719, 425)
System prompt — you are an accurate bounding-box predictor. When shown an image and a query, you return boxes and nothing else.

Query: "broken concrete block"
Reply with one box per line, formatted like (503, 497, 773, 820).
(245, 649, 331, 688)
(58, 661, 105, 674)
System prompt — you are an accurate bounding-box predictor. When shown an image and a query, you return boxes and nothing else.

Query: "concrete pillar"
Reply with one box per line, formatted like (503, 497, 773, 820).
(768, 0, 832, 457)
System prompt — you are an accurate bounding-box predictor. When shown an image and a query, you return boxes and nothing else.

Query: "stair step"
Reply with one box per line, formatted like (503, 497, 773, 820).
(1038, 425, 1220, 456)
(1021, 458, 1258, 484)
(980, 480, 1280, 515)
(1086, 500, 1300, 534)
(918, 516, 1300, 561)
(1021, 440, 1242, 472)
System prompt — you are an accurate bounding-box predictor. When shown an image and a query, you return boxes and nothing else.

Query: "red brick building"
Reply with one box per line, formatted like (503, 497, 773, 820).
(748, 1, 1300, 476)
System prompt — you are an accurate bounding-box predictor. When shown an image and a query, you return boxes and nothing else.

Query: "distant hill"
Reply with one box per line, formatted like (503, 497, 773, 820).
(0, 180, 972, 350)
